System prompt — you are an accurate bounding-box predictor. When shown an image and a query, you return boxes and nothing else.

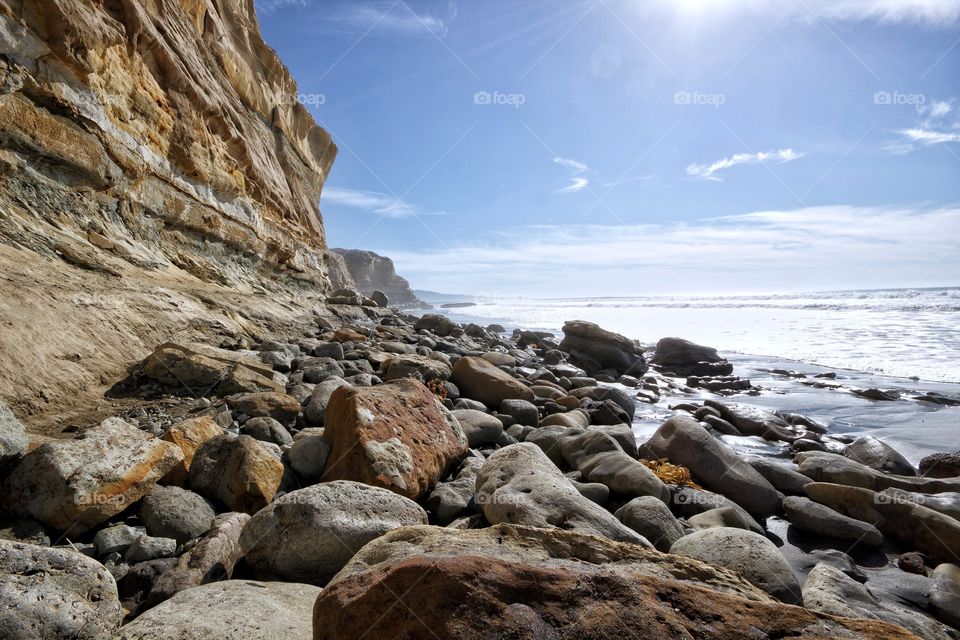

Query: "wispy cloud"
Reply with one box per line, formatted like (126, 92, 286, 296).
(322, 187, 444, 218)
(387, 205, 960, 295)
(787, 0, 960, 26)
(556, 177, 590, 194)
(897, 128, 960, 145)
(687, 149, 803, 181)
(553, 156, 591, 194)
(553, 157, 588, 173)
(889, 96, 960, 152)
(327, 2, 454, 38)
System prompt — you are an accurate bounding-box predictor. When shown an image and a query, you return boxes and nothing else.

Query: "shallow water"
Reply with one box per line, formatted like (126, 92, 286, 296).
(418, 287, 960, 462)
(425, 287, 960, 383)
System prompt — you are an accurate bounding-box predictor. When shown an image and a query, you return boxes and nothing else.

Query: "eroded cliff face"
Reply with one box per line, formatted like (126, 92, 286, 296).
(0, 0, 341, 425)
(331, 248, 422, 308)
(0, 0, 336, 286)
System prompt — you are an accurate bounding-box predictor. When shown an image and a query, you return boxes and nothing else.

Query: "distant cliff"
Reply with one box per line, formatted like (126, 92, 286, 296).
(0, 0, 340, 423)
(331, 249, 424, 308)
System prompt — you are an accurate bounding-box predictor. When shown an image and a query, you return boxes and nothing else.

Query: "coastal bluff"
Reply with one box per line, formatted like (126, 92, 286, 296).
(0, 0, 342, 425)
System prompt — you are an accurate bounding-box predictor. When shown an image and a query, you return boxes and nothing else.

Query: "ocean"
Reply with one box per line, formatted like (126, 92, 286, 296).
(423, 287, 960, 383)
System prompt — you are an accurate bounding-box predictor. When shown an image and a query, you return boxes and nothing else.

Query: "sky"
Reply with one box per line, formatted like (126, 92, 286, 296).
(255, 0, 960, 296)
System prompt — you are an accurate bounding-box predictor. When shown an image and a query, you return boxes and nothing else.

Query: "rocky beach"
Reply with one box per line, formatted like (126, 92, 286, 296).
(0, 0, 958, 639)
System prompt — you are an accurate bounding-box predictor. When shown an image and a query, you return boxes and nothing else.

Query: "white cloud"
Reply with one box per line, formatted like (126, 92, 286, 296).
(897, 128, 960, 144)
(556, 177, 590, 194)
(322, 187, 443, 218)
(921, 100, 955, 119)
(687, 149, 803, 181)
(329, 2, 452, 37)
(387, 205, 960, 295)
(552, 156, 591, 194)
(787, 0, 960, 26)
(553, 157, 589, 173)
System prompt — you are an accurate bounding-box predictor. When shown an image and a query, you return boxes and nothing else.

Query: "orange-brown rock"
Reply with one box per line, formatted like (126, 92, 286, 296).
(313, 555, 916, 640)
(2, 418, 183, 533)
(187, 435, 282, 514)
(322, 379, 468, 499)
(161, 416, 223, 486)
(451, 356, 535, 408)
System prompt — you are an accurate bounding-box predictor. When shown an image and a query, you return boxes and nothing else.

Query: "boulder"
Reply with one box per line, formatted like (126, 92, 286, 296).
(615, 496, 686, 551)
(705, 400, 798, 442)
(314, 553, 911, 639)
(427, 457, 485, 524)
(125, 535, 177, 563)
(475, 443, 651, 545)
(330, 523, 768, 601)
(414, 313, 459, 336)
(747, 458, 813, 494)
(845, 436, 916, 476)
(650, 337, 733, 377)
(670, 527, 802, 604)
(188, 435, 283, 514)
(240, 416, 293, 446)
(160, 416, 222, 486)
(3, 418, 183, 532)
(451, 409, 504, 447)
(803, 563, 951, 640)
(804, 482, 960, 562)
(558, 320, 647, 376)
(143, 342, 283, 396)
(877, 487, 960, 521)
(95, 523, 143, 557)
(303, 376, 350, 427)
(0, 539, 121, 639)
(381, 354, 451, 382)
(644, 416, 781, 517)
(139, 485, 215, 544)
(146, 512, 249, 606)
(782, 496, 883, 546)
(560, 431, 669, 501)
(288, 434, 331, 481)
(797, 451, 960, 493)
(0, 401, 28, 466)
(321, 379, 468, 499)
(930, 563, 960, 629)
(686, 507, 764, 534)
(370, 290, 389, 307)
(567, 385, 636, 422)
(226, 392, 300, 424)
(451, 356, 535, 407)
(117, 580, 319, 640)
(539, 409, 589, 429)
(239, 481, 427, 585)
(920, 452, 960, 479)
(499, 398, 539, 427)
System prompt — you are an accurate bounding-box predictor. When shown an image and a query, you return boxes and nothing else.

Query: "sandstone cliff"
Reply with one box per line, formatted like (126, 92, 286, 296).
(331, 248, 423, 308)
(0, 0, 343, 427)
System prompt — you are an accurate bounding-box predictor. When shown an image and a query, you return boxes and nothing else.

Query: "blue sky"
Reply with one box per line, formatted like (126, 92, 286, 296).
(256, 0, 960, 295)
